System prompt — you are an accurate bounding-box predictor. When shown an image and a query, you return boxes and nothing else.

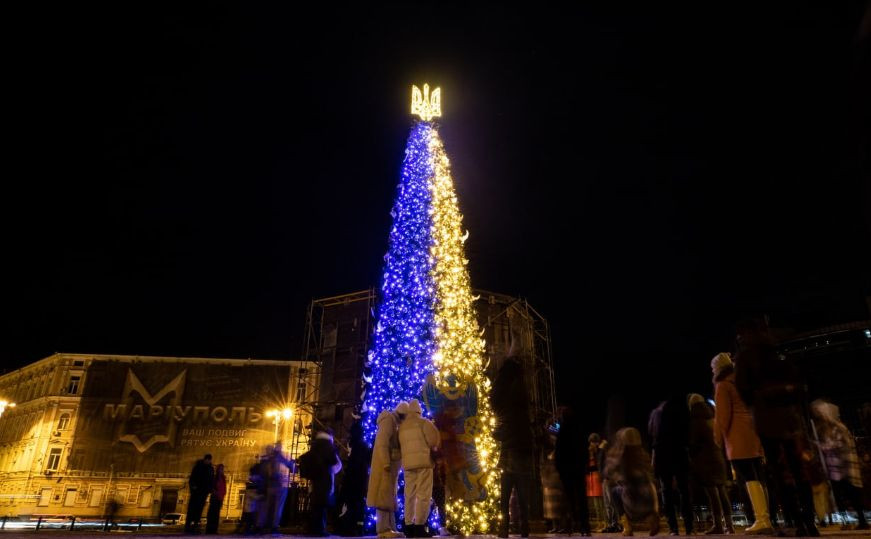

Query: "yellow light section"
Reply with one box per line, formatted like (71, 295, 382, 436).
(427, 129, 500, 534)
(411, 84, 441, 121)
(282, 408, 293, 420)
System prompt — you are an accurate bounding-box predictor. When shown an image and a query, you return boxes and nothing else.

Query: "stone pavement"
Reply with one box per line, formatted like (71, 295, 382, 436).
(1, 531, 870, 539)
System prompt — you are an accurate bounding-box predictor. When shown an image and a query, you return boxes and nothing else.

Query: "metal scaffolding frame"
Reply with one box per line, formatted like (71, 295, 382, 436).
(475, 289, 558, 428)
(294, 288, 558, 519)
(295, 289, 376, 460)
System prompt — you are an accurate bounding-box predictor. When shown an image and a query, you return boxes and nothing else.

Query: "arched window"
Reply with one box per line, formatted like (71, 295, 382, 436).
(57, 413, 71, 431)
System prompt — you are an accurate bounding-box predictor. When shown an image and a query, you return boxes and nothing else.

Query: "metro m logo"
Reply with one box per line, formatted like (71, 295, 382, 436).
(115, 369, 186, 453)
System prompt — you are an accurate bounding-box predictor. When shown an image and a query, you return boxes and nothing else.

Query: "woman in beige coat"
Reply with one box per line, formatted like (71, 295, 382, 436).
(711, 352, 772, 535)
(367, 402, 408, 538)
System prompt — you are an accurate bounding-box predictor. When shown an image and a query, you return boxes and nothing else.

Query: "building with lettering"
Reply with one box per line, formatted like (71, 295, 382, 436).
(0, 353, 317, 520)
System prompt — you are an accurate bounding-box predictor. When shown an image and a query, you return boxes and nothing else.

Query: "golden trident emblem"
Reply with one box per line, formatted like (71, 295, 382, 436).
(411, 83, 441, 121)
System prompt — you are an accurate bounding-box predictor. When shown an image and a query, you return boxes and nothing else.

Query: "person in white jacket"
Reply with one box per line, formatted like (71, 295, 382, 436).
(367, 402, 408, 538)
(399, 399, 440, 538)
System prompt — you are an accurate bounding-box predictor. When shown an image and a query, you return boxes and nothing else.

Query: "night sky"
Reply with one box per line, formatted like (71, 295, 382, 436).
(6, 4, 871, 422)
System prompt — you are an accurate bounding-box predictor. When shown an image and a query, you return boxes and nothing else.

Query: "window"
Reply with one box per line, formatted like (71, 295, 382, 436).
(138, 486, 153, 508)
(295, 370, 307, 402)
(69, 449, 86, 470)
(57, 413, 71, 431)
(67, 376, 81, 395)
(46, 448, 62, 471)
(114, 486, 129, 504)
(73, 360, 84, 367)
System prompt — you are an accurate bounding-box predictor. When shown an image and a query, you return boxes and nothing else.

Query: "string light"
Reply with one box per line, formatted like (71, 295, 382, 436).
(363, 86, 498, 534)
(427, 127, 500, 535)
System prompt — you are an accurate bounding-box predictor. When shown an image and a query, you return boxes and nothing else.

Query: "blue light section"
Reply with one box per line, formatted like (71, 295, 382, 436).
(362, 121, 437, 441)
(360, 121, 439, 533)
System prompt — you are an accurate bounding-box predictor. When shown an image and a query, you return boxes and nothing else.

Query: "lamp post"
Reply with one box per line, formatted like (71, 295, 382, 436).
(265, 408, 294, 449)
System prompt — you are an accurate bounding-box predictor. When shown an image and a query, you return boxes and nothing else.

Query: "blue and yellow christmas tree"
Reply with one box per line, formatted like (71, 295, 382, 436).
(362, 85, 499, 534)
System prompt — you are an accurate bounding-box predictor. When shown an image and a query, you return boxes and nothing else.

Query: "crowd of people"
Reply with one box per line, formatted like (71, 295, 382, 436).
(182, 319, 868, 537)
(529, 319, 868, 538)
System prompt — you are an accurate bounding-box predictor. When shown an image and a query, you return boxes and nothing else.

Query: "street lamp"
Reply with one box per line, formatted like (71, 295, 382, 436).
(265, 407, 294, 445)
(0, 400, 15, 418)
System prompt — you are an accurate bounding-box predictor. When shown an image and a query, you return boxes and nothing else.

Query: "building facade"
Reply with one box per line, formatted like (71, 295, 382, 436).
(0, 353, 317, 519)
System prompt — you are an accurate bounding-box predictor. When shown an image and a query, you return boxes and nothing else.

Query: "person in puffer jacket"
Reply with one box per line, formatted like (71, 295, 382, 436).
(367, 402, 408, 538)
(399, 399, 441, 538)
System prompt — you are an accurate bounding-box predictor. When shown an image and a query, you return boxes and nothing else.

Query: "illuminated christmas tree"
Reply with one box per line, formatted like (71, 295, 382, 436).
(362, 84, 499, 534)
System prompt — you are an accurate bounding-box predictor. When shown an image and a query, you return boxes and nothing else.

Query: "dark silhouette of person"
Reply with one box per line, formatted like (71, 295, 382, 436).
(185, 453, 214, 533)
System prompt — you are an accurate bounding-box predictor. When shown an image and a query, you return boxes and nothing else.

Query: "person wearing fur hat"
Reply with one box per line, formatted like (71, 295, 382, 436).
(711, 351, 773, 535)
(398, 399, 440, 538)
(367, 402, 408, 538)
(603, 427, 660, 537)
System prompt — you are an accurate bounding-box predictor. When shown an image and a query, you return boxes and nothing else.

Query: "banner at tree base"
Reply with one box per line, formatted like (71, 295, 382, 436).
(421, 373, 488, 505)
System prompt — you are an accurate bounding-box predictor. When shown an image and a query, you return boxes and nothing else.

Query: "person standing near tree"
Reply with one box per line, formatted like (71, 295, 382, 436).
(687, 394, 733, 534)
(711, 351, 773, 535)
(492, 356, 534, 538)
(556, 406, 592, 536)
(259, 444, 293, 535)
(185, 453, 214, 534)
(338, 421, 371, 536)
(367, 402, 408, 538)
(305, 430, 342, 537)
(398, 399, 440, 538)
(734, 317, 819, 536)
(811, 399, 869, 530)
(604, 427, 660, 537)
(206, 463, 227, 534)
(649, 396, 694, 536)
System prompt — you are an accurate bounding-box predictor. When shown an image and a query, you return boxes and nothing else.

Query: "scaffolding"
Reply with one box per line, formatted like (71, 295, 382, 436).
(475, 289, 558, 428)
(294, 289, 376, 461)
(294, 288, 558, 519)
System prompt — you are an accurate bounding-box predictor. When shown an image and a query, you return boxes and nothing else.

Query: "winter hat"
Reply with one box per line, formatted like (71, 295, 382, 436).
(395, 401, 409, 415)
(407, 399, 423, 415)
(687, 393, 705, 410)
(811, 399, 841, 425)
(617, 427, 642, 447)
(588, 433, 601, 444)
(710, 352, 733, 375)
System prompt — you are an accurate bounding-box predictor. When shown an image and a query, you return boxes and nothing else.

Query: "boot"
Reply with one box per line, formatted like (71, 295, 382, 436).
(704, 523, 723, 535)
(622, 515, 634, 537)
(497, 520, 509, 539)
(649, 513, 661, 536)
(744, 481, 774, 535)
(404, 524, 417, 538)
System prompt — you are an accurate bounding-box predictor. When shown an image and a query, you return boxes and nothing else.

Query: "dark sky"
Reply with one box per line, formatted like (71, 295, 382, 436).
(5, 4, 871, 416)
